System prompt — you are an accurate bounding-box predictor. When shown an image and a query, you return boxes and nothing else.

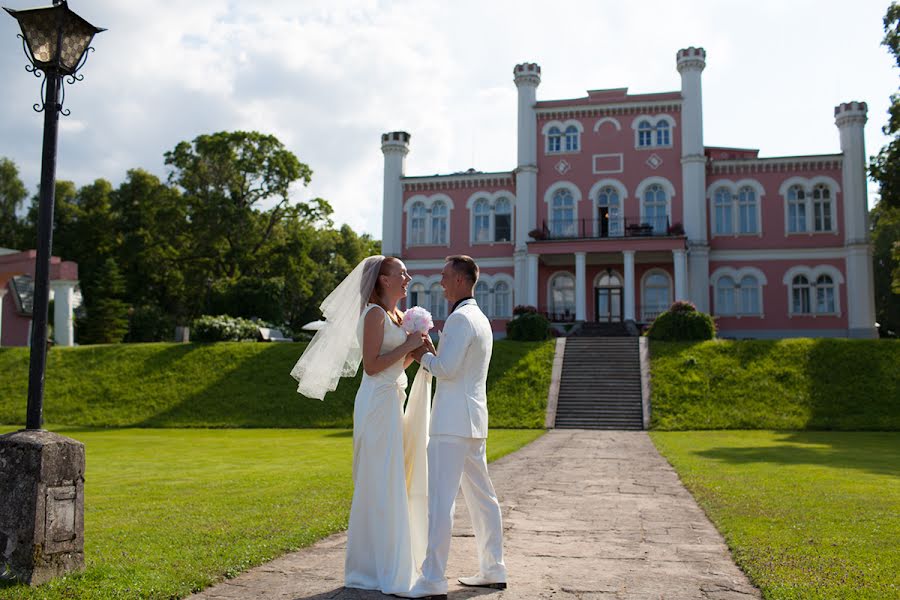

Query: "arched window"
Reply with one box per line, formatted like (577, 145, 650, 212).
(597, 186, 621, 236)
(787, 185, 807, 233)
(739, 275, 761, 315)
(475, 281, 490, 313)
(473, 198, 490, 242)
(564, 125, 579, 151)
(494, 281, 511, 318)
(547, 126, 562, 153)
(549, 273, 576, 320)
(495, 198, 512, 242)
(716, 276, 736, 315)
(791, 275, 811, 314)
(714, 187, 733, 234)
(409, 201, 427, 245)
(638, 120, 653, 147)
(738, 186, 758, 234)
(429, 282, 446, 320)
(431, 201, 447, 245)
(643, 272, 671, 321)
(408, 282, 425, 308)
(656, 121, 670, 146)
(551, 189, 576, 237)
(597, 271, 622, 287)
(643, 184, 668, 234)
(816, 274, 836, 314)
(812, 184, 832, 232)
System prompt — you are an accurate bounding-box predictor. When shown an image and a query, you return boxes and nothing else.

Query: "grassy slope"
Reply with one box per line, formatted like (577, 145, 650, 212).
(649, 339, 900, 430)
(0, 340, 554, 429)
(651, 431, 900, 600)
(0, 427, 543, 600)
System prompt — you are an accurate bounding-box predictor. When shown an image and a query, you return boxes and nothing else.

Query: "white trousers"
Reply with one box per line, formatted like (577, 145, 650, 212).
(420, 434, 506, 592)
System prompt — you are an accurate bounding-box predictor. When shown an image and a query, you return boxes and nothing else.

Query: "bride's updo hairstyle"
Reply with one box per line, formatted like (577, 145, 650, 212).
(367, 256, 404, 326)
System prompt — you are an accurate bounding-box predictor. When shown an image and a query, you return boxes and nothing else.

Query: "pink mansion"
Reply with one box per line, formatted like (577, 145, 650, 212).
(380, 47, 877, 339)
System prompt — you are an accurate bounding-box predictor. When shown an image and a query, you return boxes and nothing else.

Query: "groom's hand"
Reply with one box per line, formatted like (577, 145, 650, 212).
(411, 345, 428, 361)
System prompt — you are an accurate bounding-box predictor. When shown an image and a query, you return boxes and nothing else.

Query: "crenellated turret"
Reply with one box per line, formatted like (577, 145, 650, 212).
(381, 131, 410, 257)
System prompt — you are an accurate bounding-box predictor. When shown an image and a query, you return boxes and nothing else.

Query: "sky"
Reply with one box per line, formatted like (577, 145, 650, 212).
(0, 0, 895, 240)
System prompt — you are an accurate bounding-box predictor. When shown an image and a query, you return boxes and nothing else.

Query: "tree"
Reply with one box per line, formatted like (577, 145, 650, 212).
(77, 257, 129, 344)
(0, 157, 27, 248)
(871, 203, 900, 336)
(870, 3, 900, 209)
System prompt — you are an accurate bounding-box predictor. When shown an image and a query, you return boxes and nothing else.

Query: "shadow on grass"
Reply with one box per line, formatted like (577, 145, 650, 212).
(323, 430, 353, 438)
(139, 342, 204, 372)
(695, 431, 900, 477)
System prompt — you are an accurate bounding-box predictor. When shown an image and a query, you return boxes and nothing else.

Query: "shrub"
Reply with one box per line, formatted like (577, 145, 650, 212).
(513, 304, 539, 316)
(126, 304, 175, 343)
(507, 312, 551, 341)
(645, 301, 716, 341)
(191, 314, 260, 342)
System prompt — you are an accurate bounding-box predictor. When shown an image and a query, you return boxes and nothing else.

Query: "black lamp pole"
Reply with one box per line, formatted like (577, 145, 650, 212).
(4, 0, 104, 430)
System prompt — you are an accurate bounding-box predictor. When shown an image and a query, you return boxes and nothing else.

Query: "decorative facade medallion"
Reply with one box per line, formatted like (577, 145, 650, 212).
(554, 159, 571, 175)
(646, 153, 663, 170)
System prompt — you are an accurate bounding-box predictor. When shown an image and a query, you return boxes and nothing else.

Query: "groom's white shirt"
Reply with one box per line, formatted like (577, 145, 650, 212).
(421, 298, 492, 439)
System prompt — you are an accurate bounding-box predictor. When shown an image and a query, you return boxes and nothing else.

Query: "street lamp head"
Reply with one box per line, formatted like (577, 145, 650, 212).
(4, 0, 104, 76)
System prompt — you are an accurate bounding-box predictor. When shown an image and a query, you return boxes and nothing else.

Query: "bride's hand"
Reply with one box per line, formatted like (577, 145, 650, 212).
(401, 332, 426, 353)
(422, 335, 436, 355)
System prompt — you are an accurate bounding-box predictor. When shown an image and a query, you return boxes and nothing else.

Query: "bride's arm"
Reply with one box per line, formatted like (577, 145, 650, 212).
(362, 308, 424, 376)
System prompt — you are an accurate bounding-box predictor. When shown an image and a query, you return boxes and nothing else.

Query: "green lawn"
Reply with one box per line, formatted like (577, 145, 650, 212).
(651, 430, 900, 600)
(0, 426, 543, 600)
(0, 340, 554, 429)
(649, 339, 900, 430)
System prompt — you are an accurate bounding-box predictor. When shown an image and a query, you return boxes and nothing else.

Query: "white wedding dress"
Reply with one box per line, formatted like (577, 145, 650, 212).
(344, 304, 430, 594)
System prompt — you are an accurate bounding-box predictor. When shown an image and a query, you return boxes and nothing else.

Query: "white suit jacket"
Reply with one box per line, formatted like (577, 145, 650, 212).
(421, 299, 493, 439)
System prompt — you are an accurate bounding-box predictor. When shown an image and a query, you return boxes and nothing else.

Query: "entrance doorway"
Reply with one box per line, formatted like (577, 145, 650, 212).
(594, 271, 623, 323)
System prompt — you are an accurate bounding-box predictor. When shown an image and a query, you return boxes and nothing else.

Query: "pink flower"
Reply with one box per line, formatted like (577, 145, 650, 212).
(402, 306, 434, 334)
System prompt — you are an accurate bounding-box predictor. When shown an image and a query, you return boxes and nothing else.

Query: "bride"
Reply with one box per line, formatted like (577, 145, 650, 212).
(290, 255, 430, 595)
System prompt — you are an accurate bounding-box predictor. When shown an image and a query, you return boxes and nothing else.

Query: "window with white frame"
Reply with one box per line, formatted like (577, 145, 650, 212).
(643, 184, 668, 233)
(597, 186, 621, 236)
(551, 189, 577, 237)
(791, 275, 812, 314)
(549, 273, 576, 318)
(475, 281, 490, 309)
(495, 198, 512, 242)
(409, 202, 427, 245)
(656, 120, 670, 146)
(787, 185, 807, 233)
(429, 282, 447, 319)
(716, 274, 762, 316)
(494, 281, 511, 317)
(643, 272, 671, 321)
(812, 184, 833, 232)
(408, 282, 425, 308)
(431, 201, 448, 245)
(738, 186, 758, 234)
(815, 274, 836, 313)
(473, 198, 491, 242)
(637, 120, 653, 147)
(714, 187, 733, 235)
(564, 125, 579, 151)
(547, 126, 562, 153)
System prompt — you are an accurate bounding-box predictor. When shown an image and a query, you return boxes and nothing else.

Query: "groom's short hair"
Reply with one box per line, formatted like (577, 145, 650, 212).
(445, 255, 479, 283)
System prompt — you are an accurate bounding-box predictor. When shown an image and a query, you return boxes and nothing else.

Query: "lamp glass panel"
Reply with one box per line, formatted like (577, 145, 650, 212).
(59, 15, 96, 71)
(16, 9, 60, 65)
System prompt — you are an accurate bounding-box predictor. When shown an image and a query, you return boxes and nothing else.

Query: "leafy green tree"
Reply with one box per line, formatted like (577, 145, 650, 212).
(871, 3, 900, 209)
(0, 157, 27, 248)
(871, 203, 900, 336)
(78, 257, 129, 344)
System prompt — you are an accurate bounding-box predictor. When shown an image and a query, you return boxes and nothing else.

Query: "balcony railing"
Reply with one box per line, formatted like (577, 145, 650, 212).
(534, 216, 676, 240)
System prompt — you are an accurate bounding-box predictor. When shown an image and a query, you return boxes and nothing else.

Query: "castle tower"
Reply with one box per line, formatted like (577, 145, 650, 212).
(513, 62, 541, 307)
(381, 131, 410, 257)
(835, 102, 877, 338)
(677, 47, 709, 312)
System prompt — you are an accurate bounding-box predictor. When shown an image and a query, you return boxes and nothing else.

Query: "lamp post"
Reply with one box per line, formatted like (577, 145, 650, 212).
(0, 1, 103, 585)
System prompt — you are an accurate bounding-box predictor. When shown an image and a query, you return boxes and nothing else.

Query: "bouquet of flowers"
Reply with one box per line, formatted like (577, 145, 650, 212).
(401, 306, 434, 334)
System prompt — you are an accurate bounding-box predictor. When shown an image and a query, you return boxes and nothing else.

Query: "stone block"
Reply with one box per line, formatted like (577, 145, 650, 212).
(0, 430, 85, 585)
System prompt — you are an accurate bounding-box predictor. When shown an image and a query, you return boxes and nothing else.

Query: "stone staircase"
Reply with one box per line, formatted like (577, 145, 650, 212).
(554, 337, 644, 430)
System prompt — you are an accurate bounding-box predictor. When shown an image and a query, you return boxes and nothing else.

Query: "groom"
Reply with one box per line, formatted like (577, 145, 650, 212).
(404, 255, 507, 599)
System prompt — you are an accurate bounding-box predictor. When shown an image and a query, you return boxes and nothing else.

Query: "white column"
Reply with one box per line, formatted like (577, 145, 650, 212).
(527, 254, 539, 308)
(0, 286, 6, 346)
(677, 47, 707, 243)
(381, 132, 410, 257)
(687, 246, 710, 313)
(623, 250, 635, 321)
(50, 280, 76, 347)
(835, 101, 877, 338)
(575, 252, 586, 321)
(673, 249, 688, 301)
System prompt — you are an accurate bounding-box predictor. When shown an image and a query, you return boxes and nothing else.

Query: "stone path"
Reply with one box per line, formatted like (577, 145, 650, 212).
(191, 430, 760, 600)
